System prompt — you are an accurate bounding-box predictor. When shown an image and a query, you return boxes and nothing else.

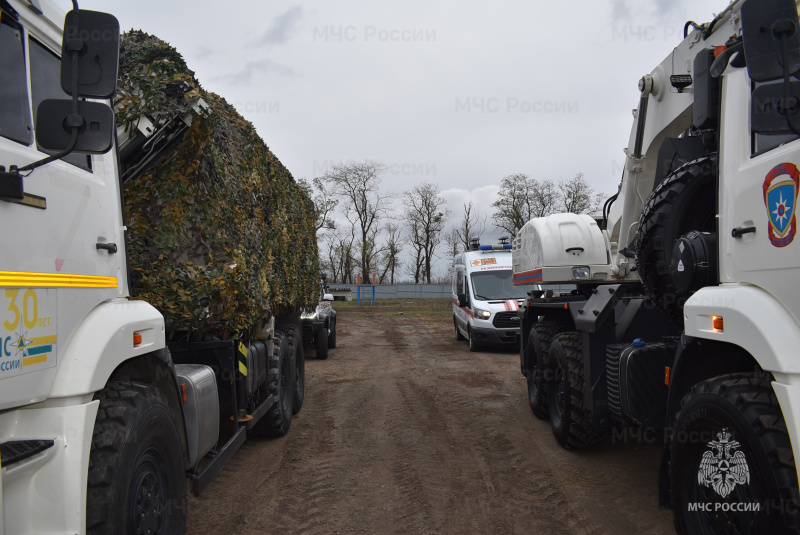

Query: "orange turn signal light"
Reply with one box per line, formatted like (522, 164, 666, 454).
(712, 316, 724, 332)
(133, 331, 142, 346)
(714, 45, 727, 58)
(665, 366, 671, 386)
(181, 383, 187, 403)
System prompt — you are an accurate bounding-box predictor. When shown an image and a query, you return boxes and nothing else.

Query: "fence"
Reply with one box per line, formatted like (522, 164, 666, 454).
(326, 283, 576, 301)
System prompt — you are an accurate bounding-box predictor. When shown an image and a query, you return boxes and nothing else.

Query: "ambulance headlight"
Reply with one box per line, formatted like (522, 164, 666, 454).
(572, 266, 590, 280)
(474, 308, 491, 319)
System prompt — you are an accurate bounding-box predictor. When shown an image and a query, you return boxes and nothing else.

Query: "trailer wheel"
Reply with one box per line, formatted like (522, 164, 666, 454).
(250, 330, 294, 437)
(670, 373, 800, 534)
(546, 332, 604, 450)
(454, 317, 465, 341)
(328, 319, 337, 349)
(86, 381, 185, 535)
(315, 326, 329, 360)
(280, 324, 305, 415)
(635, 155, 716, 321)
(527, 321, 566, 420)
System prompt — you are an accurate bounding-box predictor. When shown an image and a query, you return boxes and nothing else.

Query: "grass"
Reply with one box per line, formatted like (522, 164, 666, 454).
(333, 298, 453, 320)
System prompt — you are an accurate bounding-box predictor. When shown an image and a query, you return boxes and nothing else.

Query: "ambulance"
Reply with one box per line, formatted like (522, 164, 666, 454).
(452, 238, 541, 351)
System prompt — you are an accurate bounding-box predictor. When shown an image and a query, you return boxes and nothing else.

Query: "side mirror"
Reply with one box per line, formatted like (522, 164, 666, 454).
(322, 293, 334, 302)
(61, 10, 120, 98)
(35, 99, 114, 154)
(457, 293, 468, 308)
(742, 0, 800, 82)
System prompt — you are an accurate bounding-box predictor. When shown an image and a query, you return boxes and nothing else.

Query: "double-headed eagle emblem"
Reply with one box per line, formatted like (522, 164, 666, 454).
(697, 429, 750, 498)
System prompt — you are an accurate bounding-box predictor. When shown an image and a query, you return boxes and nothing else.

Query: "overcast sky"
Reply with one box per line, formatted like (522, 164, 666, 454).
(73, 0, 726, 241)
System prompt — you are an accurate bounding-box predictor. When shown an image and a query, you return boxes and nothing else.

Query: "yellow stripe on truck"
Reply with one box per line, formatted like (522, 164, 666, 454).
(0, 271, 117, 288)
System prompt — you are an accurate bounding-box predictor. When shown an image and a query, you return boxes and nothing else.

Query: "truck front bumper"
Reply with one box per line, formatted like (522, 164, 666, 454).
(470, 326, 519, 347)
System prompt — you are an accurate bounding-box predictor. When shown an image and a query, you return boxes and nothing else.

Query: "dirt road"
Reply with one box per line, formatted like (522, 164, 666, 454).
(187, 299, 675, 534)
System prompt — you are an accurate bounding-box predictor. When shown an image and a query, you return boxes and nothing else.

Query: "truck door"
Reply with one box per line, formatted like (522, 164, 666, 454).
(0, 19, 125, 408)
(719, 68, 800, 325)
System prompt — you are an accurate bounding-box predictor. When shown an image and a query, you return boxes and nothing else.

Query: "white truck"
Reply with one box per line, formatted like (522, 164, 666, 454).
(513, 0, 800, 531)
(0, 2, 309, 533)
(453, 238, 540, 351)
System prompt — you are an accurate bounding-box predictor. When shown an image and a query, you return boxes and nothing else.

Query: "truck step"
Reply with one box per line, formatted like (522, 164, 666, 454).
(0, 440, 54, 467)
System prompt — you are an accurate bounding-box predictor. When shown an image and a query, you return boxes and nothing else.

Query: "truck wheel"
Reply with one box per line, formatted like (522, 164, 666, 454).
(670, 373, 800, 534)
(281, 324, 305, 415)
(250, 330, 294, 437)
(468, 327, 479, 352)
(315, 327, 329, 360)
(527, 321, 566, 420)
(546, 332, 604, 450)
(86, 381, 186, 535)
(635, 156, 716, 322)
(327, 319, 337, 349)
(454, 317, 465, 341)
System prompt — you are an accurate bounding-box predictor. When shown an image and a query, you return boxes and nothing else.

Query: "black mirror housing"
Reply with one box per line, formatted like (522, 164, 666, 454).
(742, 0, 800, 82)
(457, 293, 468, 308)
(35, 99, 114, 154)
(61, 10, 120, 98)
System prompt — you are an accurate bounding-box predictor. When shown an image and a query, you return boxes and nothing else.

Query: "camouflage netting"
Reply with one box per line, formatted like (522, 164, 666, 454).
(116, 30, 319, 338)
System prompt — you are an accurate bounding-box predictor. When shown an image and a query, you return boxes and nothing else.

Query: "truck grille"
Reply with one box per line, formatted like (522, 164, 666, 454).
(493, 312, 519, 329)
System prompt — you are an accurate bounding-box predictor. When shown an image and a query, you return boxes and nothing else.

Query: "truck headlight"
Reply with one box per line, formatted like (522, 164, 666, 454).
(301, 310, 318, 320)
(572, 266, 590, 280)
(474, 308, 491, 319)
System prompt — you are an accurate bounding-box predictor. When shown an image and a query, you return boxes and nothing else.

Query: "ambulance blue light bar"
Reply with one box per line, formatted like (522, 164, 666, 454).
(478, 244, 513, 250)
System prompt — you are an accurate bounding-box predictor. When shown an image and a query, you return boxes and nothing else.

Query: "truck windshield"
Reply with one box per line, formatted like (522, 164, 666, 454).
(470, 270, 537, 300)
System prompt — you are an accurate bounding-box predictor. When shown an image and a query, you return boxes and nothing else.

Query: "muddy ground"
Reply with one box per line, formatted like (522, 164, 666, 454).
(187, 299, 676, 534)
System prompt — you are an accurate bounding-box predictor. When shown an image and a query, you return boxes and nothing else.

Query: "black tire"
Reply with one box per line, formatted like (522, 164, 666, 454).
(635, 155, 716, 321)
(315, 326, 329, 360)
(86, 381, 186, 535)
(327, 319, 337, 349)
(468, 327, 479, 352)
(455, 317, 465, 341)
(280, 324, 305, 415)
(670, 373, 800, 534)
(527, 321, 566, 420)
(546, 332, 605, 450)
(250, 330, 294, 437)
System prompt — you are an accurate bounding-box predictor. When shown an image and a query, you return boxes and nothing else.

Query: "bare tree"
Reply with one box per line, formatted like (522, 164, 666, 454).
(558, 173, 601, 214)
(377, 222, 405, 284)
(320, 226, 356, 283)
(404, 182, 450, 284)
(451, 200, 487, 250)
(319, 160, 394, 282)
(491, 173, 557, 236)
(301, 177, 338, 232)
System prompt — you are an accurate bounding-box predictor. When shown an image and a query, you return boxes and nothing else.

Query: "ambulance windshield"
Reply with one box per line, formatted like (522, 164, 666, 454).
(470, 270, 538, 300)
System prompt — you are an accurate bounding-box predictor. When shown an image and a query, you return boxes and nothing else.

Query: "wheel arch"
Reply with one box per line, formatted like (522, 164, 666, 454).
(49, 299, 166, 397)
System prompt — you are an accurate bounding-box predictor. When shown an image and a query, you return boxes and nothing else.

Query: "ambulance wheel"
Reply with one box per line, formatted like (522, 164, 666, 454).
(280, 324, 305, 415)
(455, 317, 465, 341)
(670, 373, 800, 535)
(546, 332, 604, 450)
(527, 321, 566, 420)
(468, 327, 479, 352)
(327, 320, 337, 349)
(87, 381, 186, 535)
(315, 327, 329, 360)
(251, 330, 294, 437)
(635, 156, 716, 322)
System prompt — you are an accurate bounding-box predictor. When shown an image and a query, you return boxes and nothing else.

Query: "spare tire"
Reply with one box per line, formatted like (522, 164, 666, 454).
(635, 155, 716, 321)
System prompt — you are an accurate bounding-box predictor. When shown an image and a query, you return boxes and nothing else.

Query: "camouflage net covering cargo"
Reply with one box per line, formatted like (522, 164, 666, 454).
(116, 30, 318, 338)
